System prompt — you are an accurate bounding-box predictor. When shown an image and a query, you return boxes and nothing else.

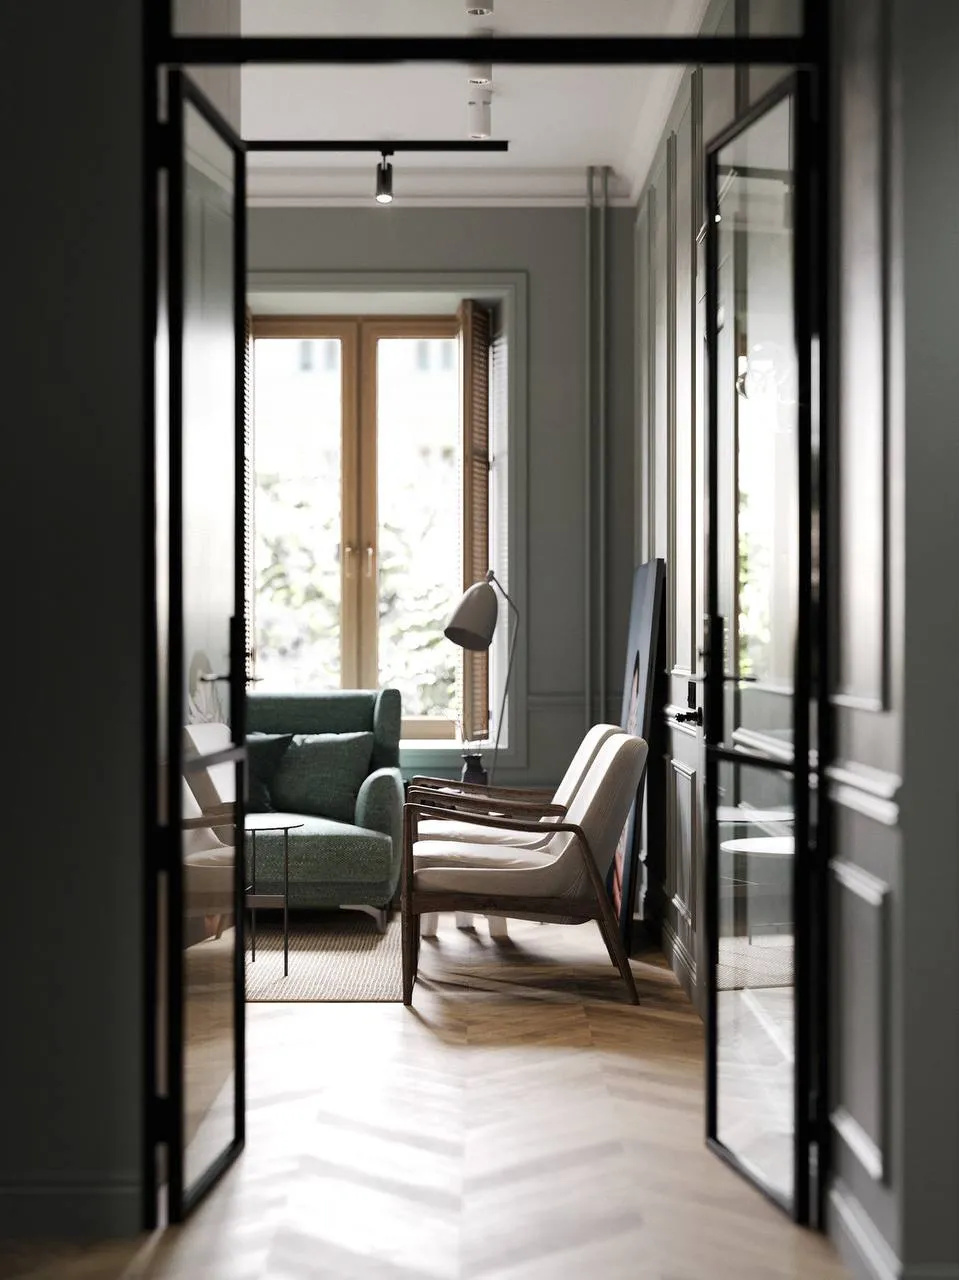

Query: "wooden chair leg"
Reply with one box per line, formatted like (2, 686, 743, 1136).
(596, 913, 640, 1005)
(402, 908, 415, 1005)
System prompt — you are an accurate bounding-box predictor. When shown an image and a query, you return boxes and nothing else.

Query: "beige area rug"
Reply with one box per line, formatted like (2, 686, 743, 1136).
(245, 911, 402, 1002)
(717, 934, 795, 990)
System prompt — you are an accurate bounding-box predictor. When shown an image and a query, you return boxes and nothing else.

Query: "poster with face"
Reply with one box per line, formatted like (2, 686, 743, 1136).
(610, 560, 665, 944)
(612, 654, 642, 913)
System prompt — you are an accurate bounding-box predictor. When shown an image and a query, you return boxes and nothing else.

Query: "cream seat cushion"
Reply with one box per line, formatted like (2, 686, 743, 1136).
(182, 781, 234, 915)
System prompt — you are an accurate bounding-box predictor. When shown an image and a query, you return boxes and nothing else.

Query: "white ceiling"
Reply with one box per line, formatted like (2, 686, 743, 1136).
(240, 0, 710, 207)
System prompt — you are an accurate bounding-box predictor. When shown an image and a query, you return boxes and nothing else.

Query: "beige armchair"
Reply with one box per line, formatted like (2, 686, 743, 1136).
(410, 722, 622, 939)
(401, 733, 649, 1005)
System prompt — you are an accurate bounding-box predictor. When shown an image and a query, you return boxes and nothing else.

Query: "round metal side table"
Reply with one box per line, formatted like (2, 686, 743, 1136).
(244, 814, 303, 978)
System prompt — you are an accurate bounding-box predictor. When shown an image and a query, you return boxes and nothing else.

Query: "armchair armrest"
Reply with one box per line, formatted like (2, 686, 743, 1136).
(406, 788, 566, 820)
(355, 766, 404, 847)
(410, 775, 553, 802)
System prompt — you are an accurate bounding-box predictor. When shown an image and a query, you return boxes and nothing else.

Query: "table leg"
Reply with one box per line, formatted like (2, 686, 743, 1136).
(251, 830, 257, 963)
(283, 827, 290, 977)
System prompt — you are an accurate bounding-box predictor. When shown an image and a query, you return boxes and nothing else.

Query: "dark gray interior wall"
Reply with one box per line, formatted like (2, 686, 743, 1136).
(894, 0, 959, 1270)
(0, 1, 146, 1236)
(247, 206, 635, 787)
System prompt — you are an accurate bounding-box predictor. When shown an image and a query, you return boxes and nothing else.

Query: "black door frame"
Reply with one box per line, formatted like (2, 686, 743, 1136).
(146, 67, 248, 1226)
(703, 71, 826, 1225)
(144, 3, 830, 1229)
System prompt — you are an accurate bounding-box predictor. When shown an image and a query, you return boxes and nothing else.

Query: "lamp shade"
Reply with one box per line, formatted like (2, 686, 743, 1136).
(444, 580, 498, 650)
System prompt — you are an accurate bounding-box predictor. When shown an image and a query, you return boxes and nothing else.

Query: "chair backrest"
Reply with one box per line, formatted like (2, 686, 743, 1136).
(247, 689, 401, 770)
(184, 722, 236, 811)
(552, 723, 623, 809)
(542, 734, 649, 897)
(181, 780, 224, 856)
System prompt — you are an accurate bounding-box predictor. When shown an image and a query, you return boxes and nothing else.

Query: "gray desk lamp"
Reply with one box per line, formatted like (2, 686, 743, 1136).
(444, 569, 518, 784)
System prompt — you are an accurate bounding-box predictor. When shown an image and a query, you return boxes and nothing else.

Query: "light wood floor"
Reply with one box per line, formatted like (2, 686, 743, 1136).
(0, 917, 848, 1279)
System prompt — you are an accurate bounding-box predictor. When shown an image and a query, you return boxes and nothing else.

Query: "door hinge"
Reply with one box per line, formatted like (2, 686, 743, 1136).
(808, 1087, 821, 1127)
(152, 1095, 174, 1142)
(154, 120, 174, 169)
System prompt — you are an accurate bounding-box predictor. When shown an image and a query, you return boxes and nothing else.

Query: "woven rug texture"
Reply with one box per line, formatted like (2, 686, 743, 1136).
(716, 934, 795, 990)
(246, 912, 401, 1002)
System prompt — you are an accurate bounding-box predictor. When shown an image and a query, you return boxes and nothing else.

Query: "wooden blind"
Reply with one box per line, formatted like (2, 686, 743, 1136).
(243, 306, 256, 684)
(459, 300, 492, 742)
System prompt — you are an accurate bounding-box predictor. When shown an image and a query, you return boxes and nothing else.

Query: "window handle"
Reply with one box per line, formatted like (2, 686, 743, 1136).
(365, 545, 375, 579)
(343, 543, 357, 578)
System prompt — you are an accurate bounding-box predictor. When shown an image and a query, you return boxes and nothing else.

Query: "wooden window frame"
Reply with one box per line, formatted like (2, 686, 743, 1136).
(250, 313, 489, 742)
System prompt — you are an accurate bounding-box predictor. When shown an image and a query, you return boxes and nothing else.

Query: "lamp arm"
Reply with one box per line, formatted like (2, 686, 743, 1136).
(488, 572, 519, 785)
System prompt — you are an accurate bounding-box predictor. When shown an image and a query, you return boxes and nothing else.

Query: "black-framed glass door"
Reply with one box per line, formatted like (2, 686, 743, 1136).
(704, 75, 819, 1221)
(160, 69, 248, 1222)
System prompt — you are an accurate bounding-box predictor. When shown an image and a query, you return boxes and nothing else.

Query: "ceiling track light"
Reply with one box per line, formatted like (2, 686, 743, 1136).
(467, 88, 492, 140)
(375, 152, 393, 204)
(468, 27, 493, 85)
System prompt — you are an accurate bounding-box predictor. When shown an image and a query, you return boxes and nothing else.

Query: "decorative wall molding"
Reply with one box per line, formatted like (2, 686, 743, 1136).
(830, 858, 890, 1187)
(667, 758, 697, 927)
(831, 1106, 884, 1181)
(526, 693, 584, 709)
(826, 760, 902, 800)
(828, 1181, 900, 1280)
(662, 918, 696, 993)
(247, 164, 636, 209)
(830, 782, 899, 828)
(830, 857, 889, 908)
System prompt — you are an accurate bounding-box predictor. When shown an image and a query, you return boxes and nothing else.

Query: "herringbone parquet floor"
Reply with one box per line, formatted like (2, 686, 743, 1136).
(1, 917, 848, 1280)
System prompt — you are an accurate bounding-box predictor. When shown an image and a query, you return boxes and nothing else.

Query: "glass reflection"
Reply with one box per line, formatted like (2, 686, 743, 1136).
(716, 94, 797, 752)
(180, 97, 238, 1193)
(716, 761, 795, 1203)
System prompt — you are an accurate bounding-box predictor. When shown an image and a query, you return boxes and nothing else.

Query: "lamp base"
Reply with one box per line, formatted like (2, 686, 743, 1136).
(461, 752, 488, 786)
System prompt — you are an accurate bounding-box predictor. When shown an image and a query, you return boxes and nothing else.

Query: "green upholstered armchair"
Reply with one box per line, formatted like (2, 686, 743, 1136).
(246, 690, 403, 929)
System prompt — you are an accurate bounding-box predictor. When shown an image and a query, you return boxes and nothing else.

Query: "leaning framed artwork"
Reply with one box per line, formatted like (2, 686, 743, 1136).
(611, 559, 665, 948)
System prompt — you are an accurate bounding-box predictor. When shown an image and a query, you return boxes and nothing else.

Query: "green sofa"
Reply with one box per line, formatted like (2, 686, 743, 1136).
(246, 690, 403, 929)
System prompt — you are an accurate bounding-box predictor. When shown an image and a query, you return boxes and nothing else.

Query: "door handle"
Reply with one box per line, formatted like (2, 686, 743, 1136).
(198, 673, 230, 683)
(674, 707, 704, 726)
(364, 544, 375, 579)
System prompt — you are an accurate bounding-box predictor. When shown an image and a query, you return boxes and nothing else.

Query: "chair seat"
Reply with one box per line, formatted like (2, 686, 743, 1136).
(416, 818, 551, 847)
(413, 839, 575, 898)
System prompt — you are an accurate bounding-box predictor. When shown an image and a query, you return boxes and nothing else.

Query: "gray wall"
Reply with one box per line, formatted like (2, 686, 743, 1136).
(828, 1, 959, 1276)
(0, 1, 146, 1235)
(248, 206, 635, 787)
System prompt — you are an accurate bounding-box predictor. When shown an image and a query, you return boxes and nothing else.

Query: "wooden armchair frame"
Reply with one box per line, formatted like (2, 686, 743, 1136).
(401, 799, 639, 1006)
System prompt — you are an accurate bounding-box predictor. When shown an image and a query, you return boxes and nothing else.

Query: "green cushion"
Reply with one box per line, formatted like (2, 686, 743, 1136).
(245, 732, 294, 812)
(244, 814, 394, 889)
(271, 731, 374, 823)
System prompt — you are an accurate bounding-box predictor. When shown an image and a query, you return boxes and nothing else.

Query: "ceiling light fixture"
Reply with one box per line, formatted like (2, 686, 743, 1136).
(466, 1, 493, 14)
(467, 89, 492, 139)
(375, 153, 393, 204)
(468, 28, 493, 85)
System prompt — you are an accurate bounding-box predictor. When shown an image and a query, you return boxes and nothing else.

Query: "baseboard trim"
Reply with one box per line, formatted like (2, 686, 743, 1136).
(0, 1175, 141, 1237)
(829, 1181, 899, 1280)
(661, 919, 696, 997)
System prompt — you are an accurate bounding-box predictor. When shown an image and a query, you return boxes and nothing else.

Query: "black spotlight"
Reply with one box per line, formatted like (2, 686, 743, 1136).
(375, 154, 393, 204)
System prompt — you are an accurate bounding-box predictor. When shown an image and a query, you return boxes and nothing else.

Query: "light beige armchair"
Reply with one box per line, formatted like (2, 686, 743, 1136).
(410, 722, 622, 939)
(401, 732, 649, 1005)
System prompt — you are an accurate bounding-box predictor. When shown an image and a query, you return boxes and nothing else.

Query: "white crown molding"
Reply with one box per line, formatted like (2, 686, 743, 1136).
(246, 163, 634, 208)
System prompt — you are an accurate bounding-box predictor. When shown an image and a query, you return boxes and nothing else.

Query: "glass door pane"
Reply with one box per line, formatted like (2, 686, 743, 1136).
(374, 335, 461, 732)
(705, 78, 814, 1222)
(165, 71, 246, 1220)
(252, 335, 344, 690)
(715, 93, 798, 758)
(716, 759, 796, 1203)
